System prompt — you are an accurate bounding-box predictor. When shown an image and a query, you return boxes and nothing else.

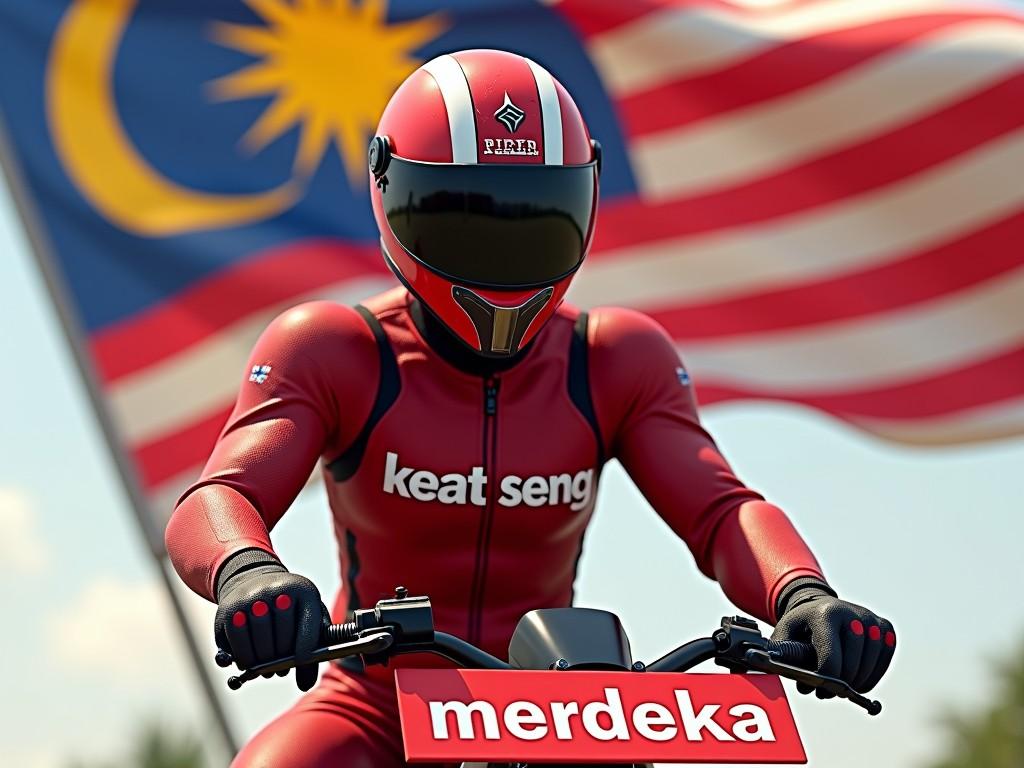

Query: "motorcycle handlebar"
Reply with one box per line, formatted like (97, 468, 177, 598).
(308, 625, 804, 676)
(219, 595, 879, 716)
(645, 637, 720, 672)
(430, 631, 511, 670)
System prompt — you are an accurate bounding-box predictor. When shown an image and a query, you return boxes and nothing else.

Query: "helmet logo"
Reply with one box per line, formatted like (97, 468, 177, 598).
(494, 92, 526, 133)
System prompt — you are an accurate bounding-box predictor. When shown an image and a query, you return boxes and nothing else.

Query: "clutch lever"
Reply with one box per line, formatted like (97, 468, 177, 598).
(743, 648, 882, 716)
(223, 630, 395, 690)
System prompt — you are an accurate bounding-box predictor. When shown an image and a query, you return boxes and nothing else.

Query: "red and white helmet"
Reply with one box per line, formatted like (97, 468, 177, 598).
(368, 49, 601, 357)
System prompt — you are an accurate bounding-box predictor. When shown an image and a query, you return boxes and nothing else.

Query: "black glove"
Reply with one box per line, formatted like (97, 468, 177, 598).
(214, 549, 327, 691)
(772, 578, 896, 698)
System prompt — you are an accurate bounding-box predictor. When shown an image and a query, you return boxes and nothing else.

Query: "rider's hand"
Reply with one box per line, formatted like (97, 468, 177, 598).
(771, 578, 895, 698)
(214, 550, 327, 691)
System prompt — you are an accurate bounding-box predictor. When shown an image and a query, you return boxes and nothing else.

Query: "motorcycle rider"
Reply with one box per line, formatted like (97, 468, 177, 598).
(165, 49, 895, 767)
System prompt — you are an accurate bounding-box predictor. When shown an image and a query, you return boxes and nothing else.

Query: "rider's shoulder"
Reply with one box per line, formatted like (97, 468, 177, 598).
(587, 306, 676, 357)
(261, 300, 377, 359)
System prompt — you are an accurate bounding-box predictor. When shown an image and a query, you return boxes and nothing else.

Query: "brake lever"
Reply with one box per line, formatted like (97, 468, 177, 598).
(743, 649, 882, 716)
(224, 630, 395, 690)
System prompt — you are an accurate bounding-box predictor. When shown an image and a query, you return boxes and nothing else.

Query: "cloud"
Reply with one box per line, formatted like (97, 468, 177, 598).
(48, 577, 190, 686)
(0, 488, 49, 575)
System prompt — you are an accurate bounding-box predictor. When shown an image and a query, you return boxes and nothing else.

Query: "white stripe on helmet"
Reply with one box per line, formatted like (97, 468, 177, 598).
(526, 58, 564, 165)
(421, 55, 478, 164)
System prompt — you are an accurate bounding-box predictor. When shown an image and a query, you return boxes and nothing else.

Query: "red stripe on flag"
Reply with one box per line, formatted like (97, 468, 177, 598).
(694, 344, 1024, 420)
(133, 405, 232, 490)
(552, 0, 662, 39)
(91, 240, 385, 385)
(592, 71, 1024, 254)
(651, 211, 1024, 340)
(617, 11, 1020, 137)
(556, 0, 824, 40)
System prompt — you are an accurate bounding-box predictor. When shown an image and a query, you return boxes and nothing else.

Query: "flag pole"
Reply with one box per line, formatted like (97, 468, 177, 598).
(0, 114, 239, 758)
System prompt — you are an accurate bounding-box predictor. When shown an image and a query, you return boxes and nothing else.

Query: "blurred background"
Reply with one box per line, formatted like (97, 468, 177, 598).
(1, 0, 1023, 766)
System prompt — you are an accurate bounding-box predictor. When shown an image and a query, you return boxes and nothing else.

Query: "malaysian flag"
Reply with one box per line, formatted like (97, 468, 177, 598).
(1, 0, 1022, 536)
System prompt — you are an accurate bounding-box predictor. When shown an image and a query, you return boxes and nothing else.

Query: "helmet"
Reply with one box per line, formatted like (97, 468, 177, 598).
(368, 49, 601, 357)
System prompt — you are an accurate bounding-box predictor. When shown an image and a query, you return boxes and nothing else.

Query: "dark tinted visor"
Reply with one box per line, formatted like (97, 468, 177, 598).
(382, 156, 597, 288)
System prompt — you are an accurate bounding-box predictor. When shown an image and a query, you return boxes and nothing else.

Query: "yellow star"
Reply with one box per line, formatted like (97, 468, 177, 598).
(208, 0, 446, 183)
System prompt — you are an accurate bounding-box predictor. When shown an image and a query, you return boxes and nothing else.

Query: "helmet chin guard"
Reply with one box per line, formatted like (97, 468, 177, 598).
(451, 286, 554, 356)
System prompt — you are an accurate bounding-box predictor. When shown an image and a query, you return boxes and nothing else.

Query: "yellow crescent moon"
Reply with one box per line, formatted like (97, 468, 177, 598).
(47, 0, 297, 238)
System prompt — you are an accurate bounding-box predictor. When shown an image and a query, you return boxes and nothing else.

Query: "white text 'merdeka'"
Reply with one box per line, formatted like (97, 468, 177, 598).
(383, 452, 594, 511)
(428, 687, 776, 743)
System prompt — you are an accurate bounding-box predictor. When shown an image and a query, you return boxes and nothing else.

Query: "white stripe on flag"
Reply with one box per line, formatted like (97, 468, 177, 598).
(526, 57, 564, 165)
(422, 54, 477, 163)
(572, 128, 1024, 308)
(630, 20, 1024, 201)
(588, 0, 985, 95)
(680, 265, 1024, 392)
(854, 395, 1024, 445)
(110, 277, 396, 446)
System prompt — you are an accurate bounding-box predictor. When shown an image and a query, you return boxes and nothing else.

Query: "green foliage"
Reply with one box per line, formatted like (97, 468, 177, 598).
(66, 721, 205, 768)
(928, 647, 1024, 768)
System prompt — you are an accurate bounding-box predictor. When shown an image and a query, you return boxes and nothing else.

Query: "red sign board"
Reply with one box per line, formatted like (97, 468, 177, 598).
(396, 669, 806, 764)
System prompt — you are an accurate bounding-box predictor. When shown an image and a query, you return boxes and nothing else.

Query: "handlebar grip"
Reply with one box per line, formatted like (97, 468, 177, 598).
(763, 640, 815, 668)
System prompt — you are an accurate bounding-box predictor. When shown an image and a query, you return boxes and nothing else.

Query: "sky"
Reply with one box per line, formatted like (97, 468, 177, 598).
(3, 128, 1024, 768)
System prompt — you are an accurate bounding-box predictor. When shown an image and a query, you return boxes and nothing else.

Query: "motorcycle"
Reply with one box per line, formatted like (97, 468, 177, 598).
(220, 587, 881, 766)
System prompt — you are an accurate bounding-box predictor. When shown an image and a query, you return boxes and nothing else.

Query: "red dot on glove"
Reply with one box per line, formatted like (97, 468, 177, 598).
(232, 611, 247, 627)
(275, 594, 292, 610)
(885, 631, 896, 647)
(850, 620, 864, 636)
(868, 625, 882, 641)
(252, 600, 269, 618)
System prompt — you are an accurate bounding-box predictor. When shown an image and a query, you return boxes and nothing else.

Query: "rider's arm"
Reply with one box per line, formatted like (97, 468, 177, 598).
(164, 302, 378, 601)
(588, 308, 826, 624)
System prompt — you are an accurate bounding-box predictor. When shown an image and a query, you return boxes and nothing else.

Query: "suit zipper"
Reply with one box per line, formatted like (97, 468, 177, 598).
(468, 376, 500, 644)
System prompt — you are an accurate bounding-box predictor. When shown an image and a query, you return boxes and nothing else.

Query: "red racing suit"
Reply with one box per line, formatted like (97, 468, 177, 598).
(166, 286, 826, 766)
